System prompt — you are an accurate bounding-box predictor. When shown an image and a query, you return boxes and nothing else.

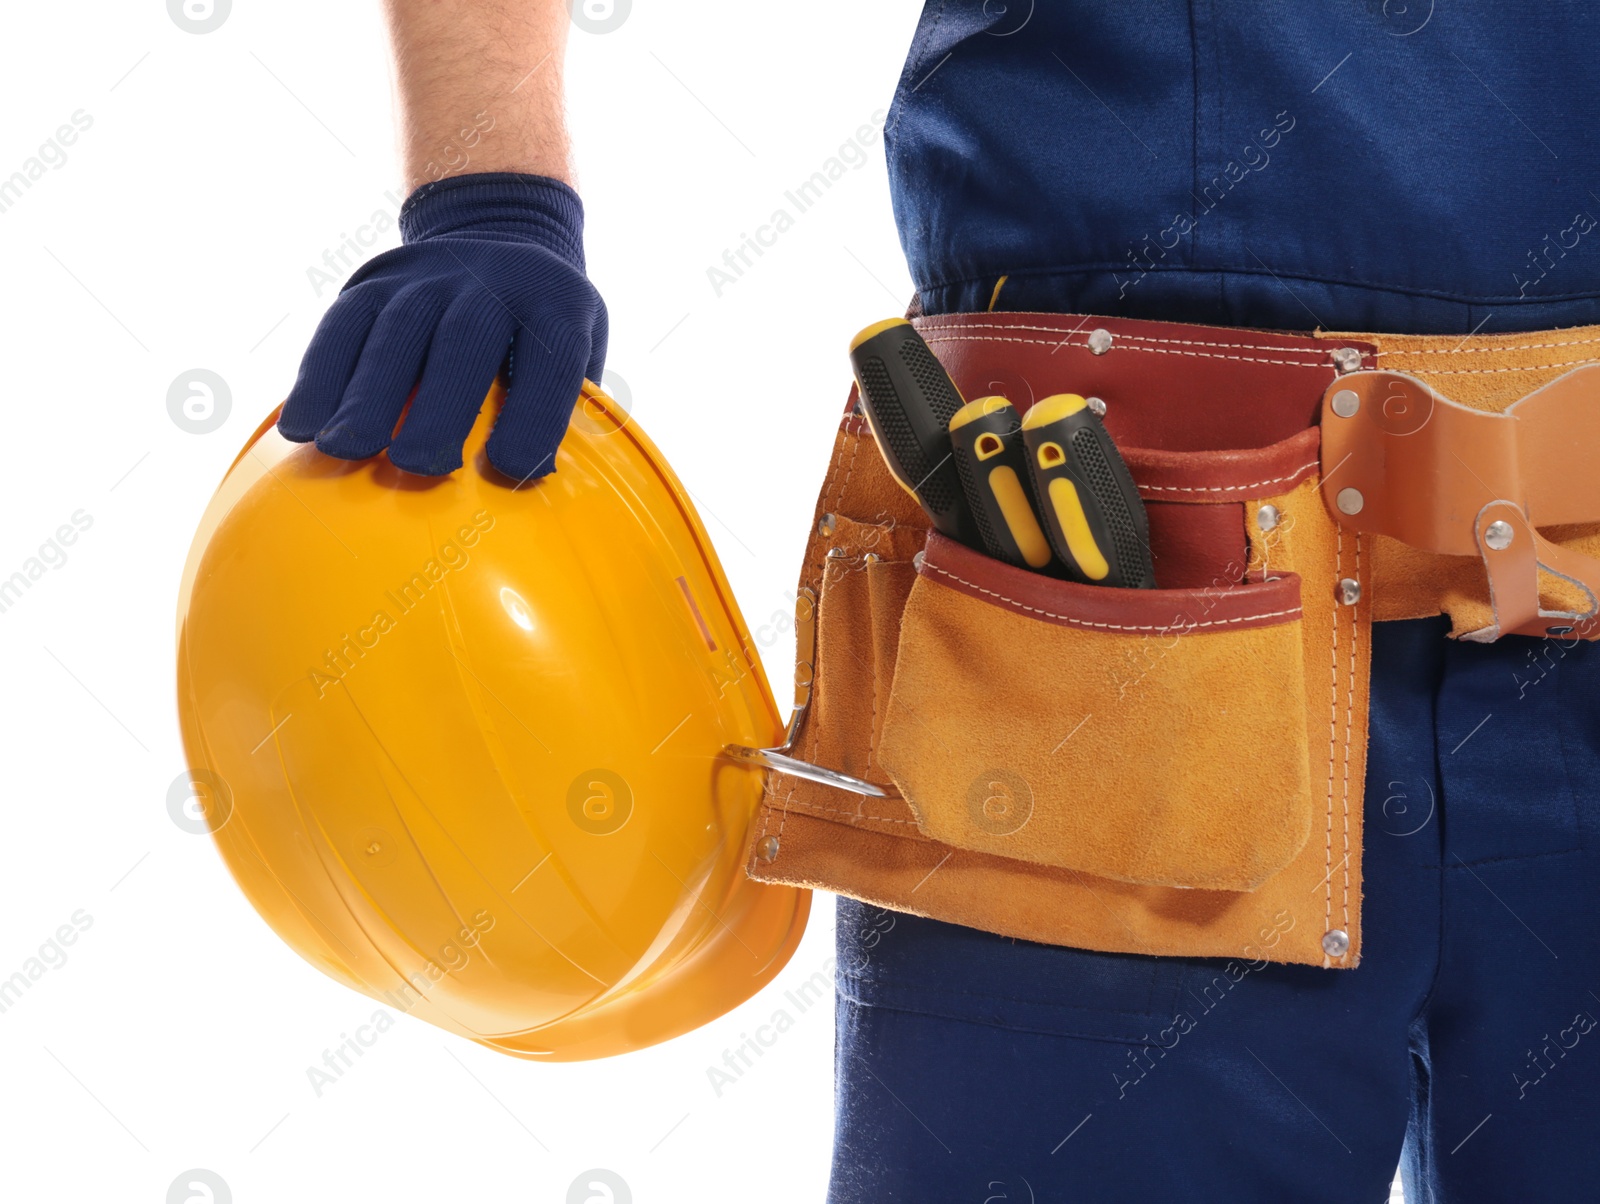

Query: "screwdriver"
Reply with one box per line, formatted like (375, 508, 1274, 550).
(948, 397, 1056, 573)
(848, 319, 981, 548)
(1020, 394, 1155, 589)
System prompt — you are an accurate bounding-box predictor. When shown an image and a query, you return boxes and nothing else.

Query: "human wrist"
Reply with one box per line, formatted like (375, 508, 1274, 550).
(398, 172, 586, 266)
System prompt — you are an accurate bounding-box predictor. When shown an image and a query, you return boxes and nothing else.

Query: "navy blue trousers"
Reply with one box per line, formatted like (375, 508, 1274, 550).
(830, 617, 1600, 1202)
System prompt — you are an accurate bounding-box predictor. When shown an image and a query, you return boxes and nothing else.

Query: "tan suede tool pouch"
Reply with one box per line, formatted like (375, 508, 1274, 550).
(753, 312, 1600, 968)
(751, 312, 1397, 969)
(878, 532, 1310, 891)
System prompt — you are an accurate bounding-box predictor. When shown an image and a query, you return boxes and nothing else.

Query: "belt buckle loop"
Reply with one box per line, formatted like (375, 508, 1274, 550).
(1318, 366, 1600, 641)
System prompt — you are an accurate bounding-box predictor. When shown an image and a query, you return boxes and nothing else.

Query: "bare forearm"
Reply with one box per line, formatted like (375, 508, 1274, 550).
(383, 0, 573, 191)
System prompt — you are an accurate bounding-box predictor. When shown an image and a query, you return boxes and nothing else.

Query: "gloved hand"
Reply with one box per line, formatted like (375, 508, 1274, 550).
(277, 172, 608, 480)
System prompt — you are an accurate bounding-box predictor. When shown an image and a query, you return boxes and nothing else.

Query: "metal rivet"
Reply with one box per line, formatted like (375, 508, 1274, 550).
(1336, 487, 1365, 516)
(1322, 928, 1350, 957)
(1484, 520, 1515, 551)
(1331, 388, 1361, 418)
(1086, 396, 1108, 416)
(826, 546, 848, 559)
(912, 550, 926, 572)
(1087, 328, 1114, 356)
(1257, 504, 1281, 533)
(863, 552, 881, 565)
(1338, 578, 1361, 605)
(1331, 348, 1364, 374)
(818, 512, 836, 537)
(756, 835, 780, 862)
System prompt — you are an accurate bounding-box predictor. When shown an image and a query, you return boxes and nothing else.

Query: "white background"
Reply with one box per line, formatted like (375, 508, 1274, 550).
(0, 2, 917, 1200)
(0, 2, 1409, 1201)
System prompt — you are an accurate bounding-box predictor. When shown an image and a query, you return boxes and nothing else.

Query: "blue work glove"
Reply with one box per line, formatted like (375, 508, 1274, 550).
(278, 172, 607, 480)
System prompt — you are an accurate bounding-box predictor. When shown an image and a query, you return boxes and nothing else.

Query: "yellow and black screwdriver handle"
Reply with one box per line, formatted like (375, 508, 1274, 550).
(847, 320, 1153, 590)
(1021, 394, 1155, 589)
(947, 397, 1058, 574)
(848, 319, 982, 549)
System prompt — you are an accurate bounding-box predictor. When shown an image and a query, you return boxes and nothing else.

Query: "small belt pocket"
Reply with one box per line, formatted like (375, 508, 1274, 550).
(877, 534, 1312, 891)
(806, 517, 921, 782)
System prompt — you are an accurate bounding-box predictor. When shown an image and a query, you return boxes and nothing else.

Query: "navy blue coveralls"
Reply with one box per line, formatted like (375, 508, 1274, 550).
(830, 4, 1600, 1201)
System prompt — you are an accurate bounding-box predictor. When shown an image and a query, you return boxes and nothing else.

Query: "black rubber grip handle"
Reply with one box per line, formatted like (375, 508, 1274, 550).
(848, 320, 981, 548)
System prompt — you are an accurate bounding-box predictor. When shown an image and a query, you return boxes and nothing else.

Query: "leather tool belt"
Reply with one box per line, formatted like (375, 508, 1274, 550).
(746, 312, 1600, 968)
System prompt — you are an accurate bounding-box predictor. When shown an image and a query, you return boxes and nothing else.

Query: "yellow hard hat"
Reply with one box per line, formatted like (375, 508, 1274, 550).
(175, 383, 809, 1061)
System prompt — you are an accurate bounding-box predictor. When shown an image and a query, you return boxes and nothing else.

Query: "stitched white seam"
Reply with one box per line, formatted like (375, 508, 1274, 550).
(774, 786, 794, 841)
(1385, 358, 1600, 376)
(865, 567, 880, 777)
(1139, 461, 1319, 494)
(1342, 533, 1359, 937)
(922, 321, 1342, 358)
(837, 426, 863, 517)
(786, 798, 920, 827)
(923, 332, 1350, 371)
(806, 430, 856, 767)
(1376, 335, 1600, 356)
(819, 430, 851, 558)
(928, 321, 1600, 361)
(753, 785, 796, 864)
(923, 563, 1301, 631)
(1324, 528, 1340, 947)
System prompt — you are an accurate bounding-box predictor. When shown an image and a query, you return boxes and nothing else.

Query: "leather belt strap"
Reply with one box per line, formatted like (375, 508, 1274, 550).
(1318, 366, 1600, 640)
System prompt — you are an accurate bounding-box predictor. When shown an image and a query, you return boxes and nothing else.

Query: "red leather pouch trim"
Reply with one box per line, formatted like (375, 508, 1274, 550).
(919, 533, 1303, 634)
(914, 313, 1373, 451)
